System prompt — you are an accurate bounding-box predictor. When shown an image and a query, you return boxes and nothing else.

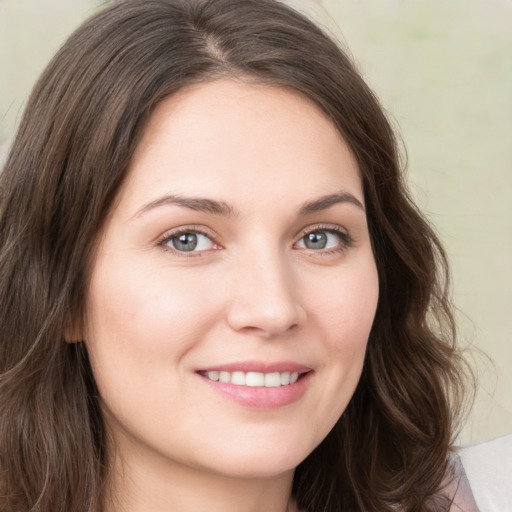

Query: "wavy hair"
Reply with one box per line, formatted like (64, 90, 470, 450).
(0, 0, 471, 510)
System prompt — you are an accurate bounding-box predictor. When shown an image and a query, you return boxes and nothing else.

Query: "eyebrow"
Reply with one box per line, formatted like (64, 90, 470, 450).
(298, 192, 365, 215)
(133, 191, 364, 219)
(134, 195, 237, 218)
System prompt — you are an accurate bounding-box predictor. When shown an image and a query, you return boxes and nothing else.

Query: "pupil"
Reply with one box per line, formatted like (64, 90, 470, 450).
(305, 232, 327, 249)
(174, 233, 197, 251)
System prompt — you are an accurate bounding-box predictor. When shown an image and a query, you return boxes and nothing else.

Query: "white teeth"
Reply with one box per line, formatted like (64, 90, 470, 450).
(206, 371, 219, 381)
(203, 370, 304, 387)
(280, 371, 290, 385)
(246, 372, 264, 387)
(219, 371, 230, 383)
(264, 372, 281, 387)
(231, 371, 246, 385)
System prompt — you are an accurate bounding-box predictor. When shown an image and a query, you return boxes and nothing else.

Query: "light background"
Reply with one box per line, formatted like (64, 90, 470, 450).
(1, 0, 511, 446)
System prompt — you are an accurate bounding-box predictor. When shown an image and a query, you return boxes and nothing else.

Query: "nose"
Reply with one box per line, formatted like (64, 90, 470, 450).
(226, 251, 306, 338)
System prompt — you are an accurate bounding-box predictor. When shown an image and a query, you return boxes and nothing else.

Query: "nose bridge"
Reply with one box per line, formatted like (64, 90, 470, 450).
(226, 240, 304, 337)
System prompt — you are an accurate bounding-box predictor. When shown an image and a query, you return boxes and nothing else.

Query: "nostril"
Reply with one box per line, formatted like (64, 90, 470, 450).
(288, 323, 300, 334)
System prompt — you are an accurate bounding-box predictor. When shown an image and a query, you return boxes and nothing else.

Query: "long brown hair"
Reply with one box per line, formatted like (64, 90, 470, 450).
(0, 1, 471, 510)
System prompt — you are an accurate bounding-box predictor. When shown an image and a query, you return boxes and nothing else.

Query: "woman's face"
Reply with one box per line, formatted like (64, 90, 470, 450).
(83, 79, 379, 479)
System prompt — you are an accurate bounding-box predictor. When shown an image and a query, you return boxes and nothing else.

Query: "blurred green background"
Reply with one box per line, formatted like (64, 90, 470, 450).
(1, 0, 511, 446)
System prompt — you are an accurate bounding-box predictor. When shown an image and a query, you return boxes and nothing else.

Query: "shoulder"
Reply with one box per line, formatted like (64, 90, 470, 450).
(458, 433, 512, 511)
(446, 453, 479, 511)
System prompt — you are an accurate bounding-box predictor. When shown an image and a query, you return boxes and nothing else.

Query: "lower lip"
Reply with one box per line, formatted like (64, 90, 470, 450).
(198, 372, 313, 409)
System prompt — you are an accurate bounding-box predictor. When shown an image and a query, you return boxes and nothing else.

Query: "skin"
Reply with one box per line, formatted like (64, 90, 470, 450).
(82, 79, 379, 512)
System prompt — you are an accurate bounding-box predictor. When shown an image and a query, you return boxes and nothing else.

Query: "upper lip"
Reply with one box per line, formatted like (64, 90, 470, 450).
(196, 361, 312, 374)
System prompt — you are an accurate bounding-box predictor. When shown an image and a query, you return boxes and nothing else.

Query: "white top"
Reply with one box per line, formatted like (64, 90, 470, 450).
(459, 434, 512, 511)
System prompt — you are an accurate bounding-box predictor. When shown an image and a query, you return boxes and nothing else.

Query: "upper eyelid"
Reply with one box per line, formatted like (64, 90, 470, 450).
(155, 223, 352, 250)
(294, 223, 349, 239)
(157, 223, 346, 237)
(294, 224, 355, 250)
(156, 225, 220, 246)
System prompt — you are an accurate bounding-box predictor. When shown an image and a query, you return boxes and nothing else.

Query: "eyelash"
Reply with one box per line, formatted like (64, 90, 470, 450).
(295, 224, 355, 256)
(157, 226, 219, 257)
(157, 224, 354, 257)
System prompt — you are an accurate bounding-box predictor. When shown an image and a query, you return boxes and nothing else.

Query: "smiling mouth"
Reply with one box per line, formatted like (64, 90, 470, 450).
(197, 366, 313, 408)
(199, 370, 304, 388)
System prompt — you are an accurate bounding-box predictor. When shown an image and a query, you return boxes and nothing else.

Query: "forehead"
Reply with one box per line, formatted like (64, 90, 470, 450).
(117, 79, 362, 214)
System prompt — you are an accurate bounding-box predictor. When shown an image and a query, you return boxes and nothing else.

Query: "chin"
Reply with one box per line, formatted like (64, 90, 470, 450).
(195, 436, 316, 480)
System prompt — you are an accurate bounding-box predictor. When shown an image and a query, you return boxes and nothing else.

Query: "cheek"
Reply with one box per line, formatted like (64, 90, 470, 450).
(313, 258, 379, 346)
(309, 258, 378, 406)
(82, 257, 223, 408)
(85, 258, 217, 355)
(83, 259, 219, 424)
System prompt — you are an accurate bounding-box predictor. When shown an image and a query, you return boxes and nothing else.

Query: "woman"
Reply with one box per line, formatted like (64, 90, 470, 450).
(0, 0, 478, 510)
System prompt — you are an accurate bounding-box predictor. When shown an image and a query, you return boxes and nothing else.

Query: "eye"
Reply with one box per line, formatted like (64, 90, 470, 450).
(296, 228, 353, 252)
(161, 230, 217, 253)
